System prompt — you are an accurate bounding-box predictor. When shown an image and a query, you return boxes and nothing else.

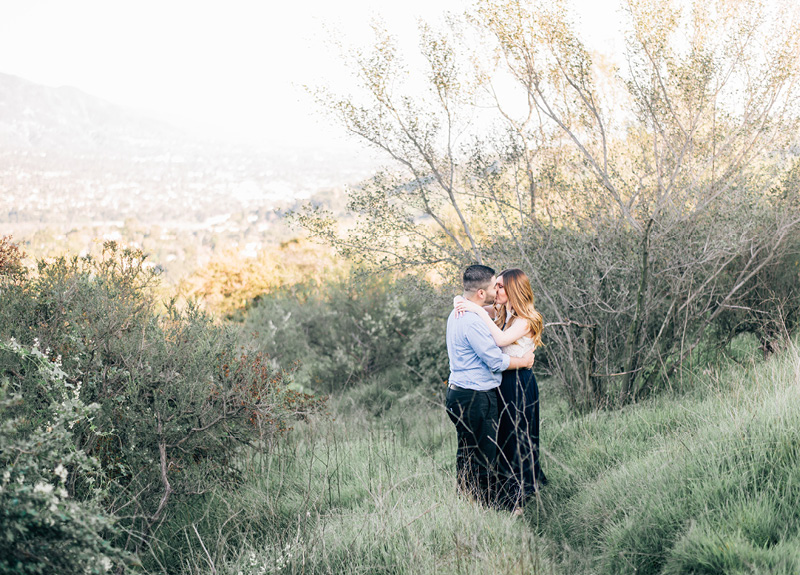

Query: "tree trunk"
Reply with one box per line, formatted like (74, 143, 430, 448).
(621, 218, 653, 401)
(585, 323, 600, 408)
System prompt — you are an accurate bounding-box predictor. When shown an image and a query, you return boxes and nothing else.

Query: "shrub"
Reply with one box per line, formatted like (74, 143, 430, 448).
(0, 242, 326, 566)
(0, 235, 26, 284)
(243, 272, 450, 397)
(182, 237, 342, 320)
(0, 338, 128, 574)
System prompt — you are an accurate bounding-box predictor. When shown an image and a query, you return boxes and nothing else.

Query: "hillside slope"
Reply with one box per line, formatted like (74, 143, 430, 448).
(0, 72, 188, 154)
(539, 339, 800, 573)
(202, 338, 800, 575)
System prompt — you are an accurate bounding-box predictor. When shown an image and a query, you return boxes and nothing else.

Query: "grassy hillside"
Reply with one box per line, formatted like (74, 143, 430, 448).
(541, 338, 800, 574)
(5, 240, 799, 573)
(174, 337, 800, 574)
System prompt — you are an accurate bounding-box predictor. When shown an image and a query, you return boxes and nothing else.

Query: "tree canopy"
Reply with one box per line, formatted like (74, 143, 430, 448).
(298, 0, 800, 407)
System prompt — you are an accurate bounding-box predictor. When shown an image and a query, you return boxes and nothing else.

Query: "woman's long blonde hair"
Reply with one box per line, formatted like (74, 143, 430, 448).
(494, 268, 543, 347)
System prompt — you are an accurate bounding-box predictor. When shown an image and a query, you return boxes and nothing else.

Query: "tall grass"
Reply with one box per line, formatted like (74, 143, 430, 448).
(540, 338, 800, 574)
(167, 336, 800, 574)
(165, 395, 553, 574)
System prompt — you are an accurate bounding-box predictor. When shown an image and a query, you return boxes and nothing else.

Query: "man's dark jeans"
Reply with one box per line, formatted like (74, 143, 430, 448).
(445, 385, 498, 506)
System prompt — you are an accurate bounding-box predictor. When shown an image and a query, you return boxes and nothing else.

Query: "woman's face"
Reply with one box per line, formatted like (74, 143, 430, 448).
(495, 275, 509, 306)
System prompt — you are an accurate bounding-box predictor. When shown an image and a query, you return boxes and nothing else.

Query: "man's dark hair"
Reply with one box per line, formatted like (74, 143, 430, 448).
(463, 264, 495, 292)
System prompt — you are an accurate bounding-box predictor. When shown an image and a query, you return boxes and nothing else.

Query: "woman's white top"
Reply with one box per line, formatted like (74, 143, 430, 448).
(502, 336, 535, 358)
(500, 312, 535, 358)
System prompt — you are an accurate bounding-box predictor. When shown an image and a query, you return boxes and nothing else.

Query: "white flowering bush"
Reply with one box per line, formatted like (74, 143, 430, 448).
(0, 339, 128, 574)
(0, 243, 323, 571)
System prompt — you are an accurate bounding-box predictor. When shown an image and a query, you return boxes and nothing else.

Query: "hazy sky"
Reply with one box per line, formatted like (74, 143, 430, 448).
(0, 0, 622, 150)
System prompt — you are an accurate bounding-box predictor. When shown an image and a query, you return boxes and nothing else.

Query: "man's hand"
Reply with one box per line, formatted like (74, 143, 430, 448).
(521, 350, 535, 369)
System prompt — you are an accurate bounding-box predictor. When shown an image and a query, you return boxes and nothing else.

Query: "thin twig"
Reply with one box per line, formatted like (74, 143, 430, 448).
(192, 524, 217, 575)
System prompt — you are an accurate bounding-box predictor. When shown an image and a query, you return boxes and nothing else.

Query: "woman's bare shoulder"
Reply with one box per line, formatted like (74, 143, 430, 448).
(505, 316, 532, 336)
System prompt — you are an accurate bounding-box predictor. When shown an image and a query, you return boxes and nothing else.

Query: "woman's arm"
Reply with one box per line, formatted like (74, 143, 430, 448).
(454, 297, 530, 347)
(453, 296, 495, 319)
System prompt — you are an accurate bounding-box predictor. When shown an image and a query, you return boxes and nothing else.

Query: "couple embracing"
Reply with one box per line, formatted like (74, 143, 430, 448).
(445, 264, 547, 513)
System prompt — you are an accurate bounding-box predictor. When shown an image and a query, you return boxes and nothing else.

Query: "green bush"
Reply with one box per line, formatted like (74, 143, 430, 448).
(243, 272, 450, 398)
(0, 339, 128, 574)
(0, 242, 325, 568)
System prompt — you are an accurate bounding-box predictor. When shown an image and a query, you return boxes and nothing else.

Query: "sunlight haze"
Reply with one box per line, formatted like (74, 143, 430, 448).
(0, 0, 620, 150)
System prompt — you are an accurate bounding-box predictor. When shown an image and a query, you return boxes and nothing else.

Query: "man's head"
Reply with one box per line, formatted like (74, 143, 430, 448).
(462, 264, 497, 305)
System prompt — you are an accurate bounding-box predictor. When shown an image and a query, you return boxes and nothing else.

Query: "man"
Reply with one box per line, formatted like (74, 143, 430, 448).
(445, 264, 535, 506)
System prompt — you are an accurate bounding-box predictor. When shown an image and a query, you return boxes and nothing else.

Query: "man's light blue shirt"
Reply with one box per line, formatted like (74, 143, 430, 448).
(446, 309, 510, 391)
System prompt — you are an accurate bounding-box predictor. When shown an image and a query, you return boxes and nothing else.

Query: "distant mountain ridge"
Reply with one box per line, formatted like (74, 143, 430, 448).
(0, 72, 190, 154)
(0, 72, 380, 235)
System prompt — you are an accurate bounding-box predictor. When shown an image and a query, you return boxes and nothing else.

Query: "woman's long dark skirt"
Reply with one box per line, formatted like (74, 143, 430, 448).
(495, 368, 547, 509)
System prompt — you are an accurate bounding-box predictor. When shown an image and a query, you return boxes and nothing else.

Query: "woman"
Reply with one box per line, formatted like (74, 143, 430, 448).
(455, 268, 547, 510)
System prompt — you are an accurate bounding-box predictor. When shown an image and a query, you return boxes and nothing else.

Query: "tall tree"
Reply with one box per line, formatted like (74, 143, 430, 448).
(298, 0, 800, 408)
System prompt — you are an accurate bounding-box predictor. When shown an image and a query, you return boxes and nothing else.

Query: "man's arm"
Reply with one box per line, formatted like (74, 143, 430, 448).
(465, 321, 510, 373)
(507, 351, 535, 370)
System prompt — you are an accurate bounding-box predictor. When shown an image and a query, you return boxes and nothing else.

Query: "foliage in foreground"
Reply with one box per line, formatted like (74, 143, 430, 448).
(4, 232, 799, 574)
(0, 241, 325, 569)
(161, 336, 800, 575)
(0, 340, 128, 574)
(540, 337, 800, 574)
